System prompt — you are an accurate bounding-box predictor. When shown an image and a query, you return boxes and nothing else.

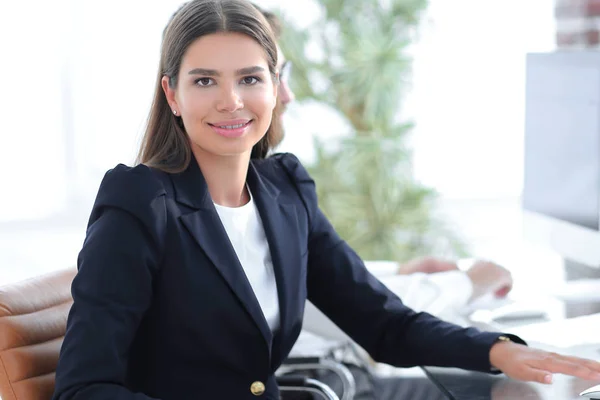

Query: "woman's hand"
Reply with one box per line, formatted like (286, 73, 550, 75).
(489, 340, 600, 384)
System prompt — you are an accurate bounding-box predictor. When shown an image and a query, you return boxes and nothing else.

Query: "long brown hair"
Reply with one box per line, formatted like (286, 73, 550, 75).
(137, 0, 280, 173)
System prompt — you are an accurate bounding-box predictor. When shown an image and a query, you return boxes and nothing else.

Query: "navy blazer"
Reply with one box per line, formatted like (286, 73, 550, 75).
(53, 153, 514, 400)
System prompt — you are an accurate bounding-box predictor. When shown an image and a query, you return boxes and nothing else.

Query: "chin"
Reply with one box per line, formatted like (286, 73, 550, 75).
(215, 140, 260, 157)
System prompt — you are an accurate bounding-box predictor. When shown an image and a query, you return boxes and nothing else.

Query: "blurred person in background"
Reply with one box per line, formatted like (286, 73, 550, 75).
(257, 5, 513, 320)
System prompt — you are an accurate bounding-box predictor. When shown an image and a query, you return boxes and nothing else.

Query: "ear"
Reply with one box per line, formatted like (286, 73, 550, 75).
(161, 75, 179, 114)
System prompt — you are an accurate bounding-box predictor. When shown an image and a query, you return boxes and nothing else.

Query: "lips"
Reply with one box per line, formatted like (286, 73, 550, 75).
(209, 119, 252, 129)
(208, 119, 253, 138)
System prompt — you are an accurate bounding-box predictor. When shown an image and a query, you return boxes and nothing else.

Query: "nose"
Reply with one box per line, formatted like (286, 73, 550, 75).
(216, 85, 244, 113)
(279, 80, 295, 106)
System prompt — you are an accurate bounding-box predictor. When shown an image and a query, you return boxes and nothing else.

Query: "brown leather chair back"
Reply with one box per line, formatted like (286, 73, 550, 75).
(0, 268, 76, 400)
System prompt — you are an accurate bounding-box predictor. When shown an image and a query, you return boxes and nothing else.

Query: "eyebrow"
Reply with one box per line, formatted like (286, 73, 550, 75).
(187, 66, 266, 76)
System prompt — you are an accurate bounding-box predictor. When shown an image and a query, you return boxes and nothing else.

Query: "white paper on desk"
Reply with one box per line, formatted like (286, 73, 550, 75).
(509, 314, 600, 348)
(545, 279, 600, 302)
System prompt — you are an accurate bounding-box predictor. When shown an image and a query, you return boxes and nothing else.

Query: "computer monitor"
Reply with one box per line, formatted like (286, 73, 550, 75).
(522, 51, 600, 269)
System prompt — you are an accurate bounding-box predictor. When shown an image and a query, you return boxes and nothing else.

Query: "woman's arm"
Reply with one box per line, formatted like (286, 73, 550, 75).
(52, 165, 166, 400)
(278, 153, 600, 384)
(276, 153, 515, 372)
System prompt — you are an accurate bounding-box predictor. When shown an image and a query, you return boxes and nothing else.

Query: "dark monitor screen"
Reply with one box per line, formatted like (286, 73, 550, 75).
(522, 53, 600, 231)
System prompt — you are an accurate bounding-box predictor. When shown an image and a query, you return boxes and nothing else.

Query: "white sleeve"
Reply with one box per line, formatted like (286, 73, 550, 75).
(376, 270, 473, 317)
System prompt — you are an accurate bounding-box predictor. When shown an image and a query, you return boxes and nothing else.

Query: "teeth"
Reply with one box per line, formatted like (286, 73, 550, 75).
(218, 123, 246, 129)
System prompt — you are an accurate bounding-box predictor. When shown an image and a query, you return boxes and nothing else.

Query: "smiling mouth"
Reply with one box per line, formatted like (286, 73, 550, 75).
(208, 120, 252, 129)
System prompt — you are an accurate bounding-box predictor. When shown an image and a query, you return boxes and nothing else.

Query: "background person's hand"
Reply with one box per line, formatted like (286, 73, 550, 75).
(397, 256, 459, 275)
(466, 260, 513, 300)
(489, 341, 600, 384)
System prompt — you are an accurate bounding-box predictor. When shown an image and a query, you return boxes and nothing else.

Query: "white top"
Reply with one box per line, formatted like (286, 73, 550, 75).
(214, 189, 280, 332)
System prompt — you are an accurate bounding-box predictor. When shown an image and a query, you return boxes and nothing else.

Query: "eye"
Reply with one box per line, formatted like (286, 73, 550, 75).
(194, 77, 214, 87)
(241, 76, 261, 85)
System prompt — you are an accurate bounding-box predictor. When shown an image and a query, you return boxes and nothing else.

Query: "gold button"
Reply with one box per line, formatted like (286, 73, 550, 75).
(250, 381, 265, 396)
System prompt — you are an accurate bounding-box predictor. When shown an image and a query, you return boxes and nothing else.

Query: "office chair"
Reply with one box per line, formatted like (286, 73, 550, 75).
(0, 268, 75, 400)
(278, 356, 355, 400)
(277, 375, 340, 400)
(0, 268, 340, 400)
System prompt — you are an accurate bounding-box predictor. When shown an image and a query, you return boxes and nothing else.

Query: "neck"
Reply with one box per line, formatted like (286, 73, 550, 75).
(191, 146, 251, 208)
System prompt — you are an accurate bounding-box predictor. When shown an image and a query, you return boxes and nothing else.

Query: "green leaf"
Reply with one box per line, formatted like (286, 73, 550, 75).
(278, 0, 468, 261)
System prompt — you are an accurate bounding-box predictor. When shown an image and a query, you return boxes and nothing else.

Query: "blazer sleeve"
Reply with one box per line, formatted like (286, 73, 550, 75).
(276, 153, 525, 373)
(52, 164, 167, 400)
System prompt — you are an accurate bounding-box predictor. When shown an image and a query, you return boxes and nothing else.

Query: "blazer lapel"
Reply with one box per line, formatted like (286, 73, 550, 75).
(247, 161, 304, 365)
(172, 160, 273, 349)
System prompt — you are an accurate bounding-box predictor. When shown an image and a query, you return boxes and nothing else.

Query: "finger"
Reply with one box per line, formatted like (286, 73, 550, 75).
(533, 355, 600, 381)
(581, 359, 600, 374)
(520, 366, 553, 384)
(561, 355, 600, 374)
(494, 285, 512, 297)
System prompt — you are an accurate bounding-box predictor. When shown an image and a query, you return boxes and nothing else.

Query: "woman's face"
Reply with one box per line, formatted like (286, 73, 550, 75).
(162, 32, 277, 158)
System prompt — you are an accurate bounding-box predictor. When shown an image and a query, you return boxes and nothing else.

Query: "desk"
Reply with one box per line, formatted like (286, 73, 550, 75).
(421, 314, 600, 400)
(423, 363, 598, 400)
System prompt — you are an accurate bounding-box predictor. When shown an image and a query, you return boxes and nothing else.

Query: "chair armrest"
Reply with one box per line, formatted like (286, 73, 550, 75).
(276, 375, 340, 400)
(278, 359, 355, 400)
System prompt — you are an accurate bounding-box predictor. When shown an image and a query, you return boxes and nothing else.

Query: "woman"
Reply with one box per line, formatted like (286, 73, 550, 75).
(52, 1, 600, 399)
